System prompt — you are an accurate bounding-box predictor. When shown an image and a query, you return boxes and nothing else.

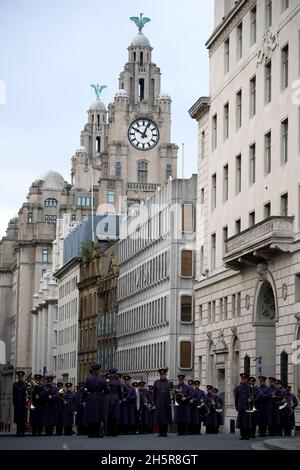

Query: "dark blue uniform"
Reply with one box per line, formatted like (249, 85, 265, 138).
(189, 388, 205, 434)
(235, 383, 253, 439)
(31, 383, 47, 436)
(279, 391, 298, 436)
(62, 390, 76, 435)
(85, 374, 105, 437)
(13, 380, 27, 436)
(256, 384, 269, 437)
(103, 377, 122, 436)
(267, 385, 283, 436)
(153, 378, 172, 436)
(119, 383, 136, 434)
(174, 383, 191, 435)
(75, 387, 88, 435)
(43, 384, 59, 435)
(204, 393, 220, 434)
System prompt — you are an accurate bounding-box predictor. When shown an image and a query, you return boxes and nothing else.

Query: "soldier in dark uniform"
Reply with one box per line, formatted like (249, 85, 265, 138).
(119, 375, 135, 435)
(267, 376, 283, 436)
(280, 385, 298, 436)
(174, 374, 190, 435)
(103, 368, 123, 436)
(138, 381, 147, 434)
(31, 374, 46, 436)
(132, 381, 140, 434)
(56, 381, 64, 435)
(213, 387, 223, 434)
(204, 385, 219, 434)
(145, 384, 155, 434)
(13, 370, 27, 436)
(75, 382, 87, 435)
(62, 383, 76, 435)
(248, 378, 258, 438)
(85, 363, 105, 438)
(256, 375, 269, 437)
(234, 373, 252, 440)
(189, 380, 205, 435)
(43, 375, 59, 436)
(153, 367, 172, 437)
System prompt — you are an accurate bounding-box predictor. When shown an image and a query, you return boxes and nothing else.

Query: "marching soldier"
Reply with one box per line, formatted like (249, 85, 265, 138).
(103, 368, 123, 436)
(31, 374, 46, 436)
(280, 385, 298, 436)
(85, 363, 105, 438)
(204, 385, 219, 434)
(189, 380, 205, 435)
(56, 381, 64, 436)
(153, 367, 172, 437)
(13, 370, 27, 436)
(234, 373, 252, 440)
(62, 383, 76, 436)
(43, 375, 59, 436)
(256, 375, 269, 437)
(267, 376, 283, 436)
(75, 382, 87, 435)
(174, 374, 190, 435)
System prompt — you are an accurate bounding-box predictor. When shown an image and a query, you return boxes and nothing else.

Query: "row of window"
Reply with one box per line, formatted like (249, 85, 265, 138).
(224, 0, 290, 75)
(77, 197, 92, 207)
(79, 325, 97, 353)
(80, 292, 98, 320)
(210, 120, 289, 210)
(97, 346, 116, 372)
(58, 299, 78, 323)
(118, 251, 169, 301)
(117, 296, 168, 337)
(56, 351, 77, 372)
(116, 342, 167, 374)
(57, 324, 77, 346)
(200, 293, 242, 325)
(59, 277, 78, 300)
(98, 311, 116, 336)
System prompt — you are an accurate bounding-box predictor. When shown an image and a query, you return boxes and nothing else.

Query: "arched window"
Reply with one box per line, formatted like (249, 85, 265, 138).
(137, 161, 148, 183)
(115, 161, 121, 177)
(45, 198, 57, 207)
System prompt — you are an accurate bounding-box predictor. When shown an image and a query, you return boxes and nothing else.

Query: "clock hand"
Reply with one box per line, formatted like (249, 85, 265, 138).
(142, 122, 151, 138)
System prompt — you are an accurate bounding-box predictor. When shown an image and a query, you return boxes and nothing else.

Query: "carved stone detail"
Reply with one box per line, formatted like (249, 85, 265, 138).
(213, 329, 228, 353)
(256, 29, 279, 65)
(257, 263, 268, 281)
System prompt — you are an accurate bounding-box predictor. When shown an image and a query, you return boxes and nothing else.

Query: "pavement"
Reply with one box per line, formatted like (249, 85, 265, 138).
(0, 432, 299, 450)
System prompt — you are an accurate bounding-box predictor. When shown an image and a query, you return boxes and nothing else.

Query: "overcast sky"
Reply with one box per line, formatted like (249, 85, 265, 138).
(0, 0, 213, 238)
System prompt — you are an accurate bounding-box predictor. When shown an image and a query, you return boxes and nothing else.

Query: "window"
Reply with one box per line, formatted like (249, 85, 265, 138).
(166, 164, 172, 179)
(264, 202, 271, 218)
(237, 22, 243, 60)
(211, 174, 217, 210)
(223, 164, 229, 202)
(232, 294, 236, 318)
(77, 197, 91, 206)
(265, 61, 272, 104)
(180, 341, 192, 369)
(295, 273, 300, 302)
(237, 292, 241, 316)
(200, 188, 205, 204)
(249, 143, 256, 184)
(137, 161, 148, 183)
(223, 226, 228, 255)
(42, 250, 49, 263)
(211, 233, 216, 270)
(265, 0, 272, 28)
(45, 198, 57, 207)
(236, 154, 241, 193)
(212, 114, 218, 150)
(182, 204, 193, 232)
(115, 161, 121, 177)
(224, 38, 230, 74)
(250, 75, 256, 117)
(235, 219, 241, 234)
(236, 90, 242, 129)
(281, 44, 289, 89)
(181, 296, 192, 323)
(281, 193, 288, 216)
(249, 211, 255, 227)
(265, 131, 272, 174)
(250, 5, 257, 45)
(181, 250, 193, 277)
(139, 78, 144, 101)
(281, 118, 289, 164)
(282, 0, 289, 11)
(107, 191, 115, 203)
(201, 130, 205, 159)
(45, 215, 57, 224)
(224, 102, 229, 139)
(96, 136, 101, 153)
(27, 212, 33, 223)
(280, 350, 288, 387)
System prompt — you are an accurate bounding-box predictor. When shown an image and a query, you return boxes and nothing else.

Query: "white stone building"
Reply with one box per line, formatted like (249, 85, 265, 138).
(116, 175, 197, 384)
(190, 0, 300, 431)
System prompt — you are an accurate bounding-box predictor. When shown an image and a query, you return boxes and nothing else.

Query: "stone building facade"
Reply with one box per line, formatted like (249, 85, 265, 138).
(190, 0, 300, 430)
(116, 175, 197, 384)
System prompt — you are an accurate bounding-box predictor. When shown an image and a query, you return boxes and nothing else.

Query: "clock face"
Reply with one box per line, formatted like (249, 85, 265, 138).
(128, 118, 159, 151)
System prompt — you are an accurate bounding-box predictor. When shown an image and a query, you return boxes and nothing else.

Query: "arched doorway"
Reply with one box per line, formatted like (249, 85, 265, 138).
(255, 280, 276, 378)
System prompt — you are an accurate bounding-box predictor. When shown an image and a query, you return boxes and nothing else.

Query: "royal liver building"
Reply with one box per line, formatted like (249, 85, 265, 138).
(190, 0, 300, 430)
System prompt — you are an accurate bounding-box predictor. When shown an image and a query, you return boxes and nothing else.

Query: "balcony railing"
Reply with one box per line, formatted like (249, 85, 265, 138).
(224, 217, 294, 270)
(127, 182, 158, 192)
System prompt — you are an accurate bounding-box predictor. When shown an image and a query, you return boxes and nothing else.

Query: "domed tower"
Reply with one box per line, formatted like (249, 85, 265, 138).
(100, 14, 178, 212)
(71, 85, 108, 190)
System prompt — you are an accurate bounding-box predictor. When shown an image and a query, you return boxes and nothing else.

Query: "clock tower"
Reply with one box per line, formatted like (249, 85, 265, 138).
(98, 14, 178, 212)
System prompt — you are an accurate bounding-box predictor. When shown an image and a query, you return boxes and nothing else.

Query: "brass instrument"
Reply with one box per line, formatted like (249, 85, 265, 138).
(246, 383, 257, 414)
(25, 373, 38, 410)
(279, 397, 293, 417)
(271, 389, 283, 404)
(197, 398, 210, 418)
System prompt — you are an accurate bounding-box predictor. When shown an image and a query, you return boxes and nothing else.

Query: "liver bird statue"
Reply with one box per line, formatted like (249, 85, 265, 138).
(90, 84, 107, 100)
(130, 13, 151, 33)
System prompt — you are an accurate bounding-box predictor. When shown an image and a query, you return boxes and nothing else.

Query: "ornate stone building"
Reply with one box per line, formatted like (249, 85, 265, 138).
(190, 0, 300, 431)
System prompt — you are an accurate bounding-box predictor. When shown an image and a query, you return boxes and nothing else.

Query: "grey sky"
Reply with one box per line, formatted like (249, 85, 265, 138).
(0, 0, 213, 238)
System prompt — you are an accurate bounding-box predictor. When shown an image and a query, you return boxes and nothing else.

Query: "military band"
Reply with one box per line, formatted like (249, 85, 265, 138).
(12, 366, 298, 438)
